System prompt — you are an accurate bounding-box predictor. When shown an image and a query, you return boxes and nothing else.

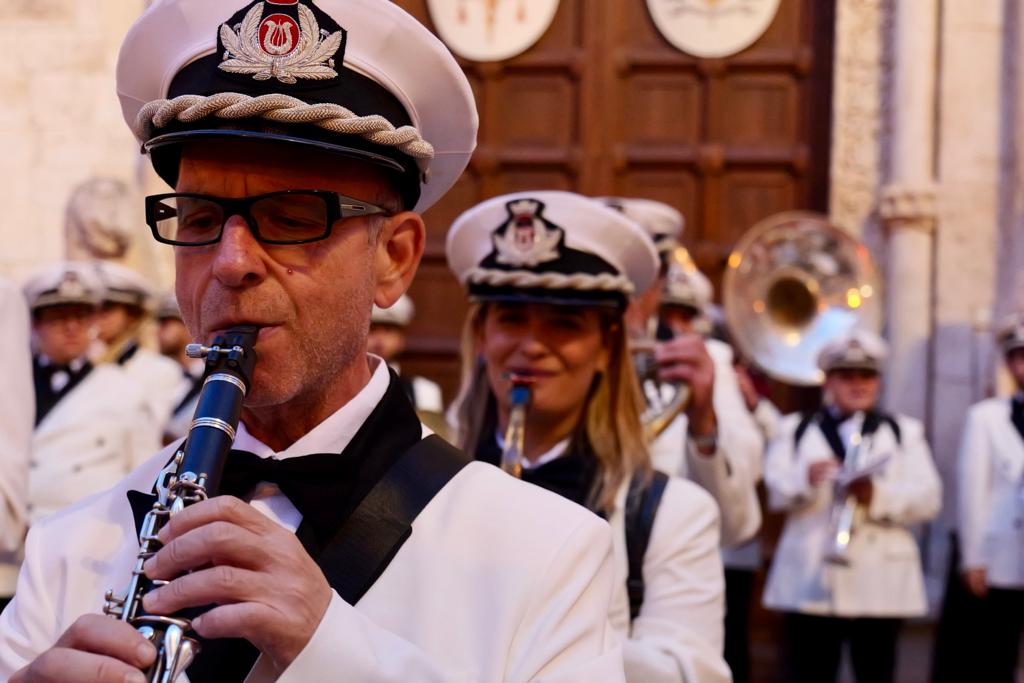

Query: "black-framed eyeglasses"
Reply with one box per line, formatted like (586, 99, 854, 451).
(145, 190, 395, 246)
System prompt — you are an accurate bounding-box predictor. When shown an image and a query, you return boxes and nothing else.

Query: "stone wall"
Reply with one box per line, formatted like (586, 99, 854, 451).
(830, 0, 1021, 606)
(0, 1, 163, 284)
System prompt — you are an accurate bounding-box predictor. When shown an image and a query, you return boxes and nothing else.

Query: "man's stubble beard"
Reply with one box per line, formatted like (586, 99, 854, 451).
(242, 278, 375, 409)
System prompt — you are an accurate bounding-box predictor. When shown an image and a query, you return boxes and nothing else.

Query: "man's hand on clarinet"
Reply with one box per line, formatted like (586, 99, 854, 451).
(11, 614, 155, 683)
(141, 495, 332, 673)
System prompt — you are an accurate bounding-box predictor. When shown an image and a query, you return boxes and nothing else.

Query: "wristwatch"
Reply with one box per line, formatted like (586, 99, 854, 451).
(690, 428, 718, 453)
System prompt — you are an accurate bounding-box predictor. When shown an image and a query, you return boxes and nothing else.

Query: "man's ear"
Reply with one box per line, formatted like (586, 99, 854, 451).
(374, 211, 426, 308)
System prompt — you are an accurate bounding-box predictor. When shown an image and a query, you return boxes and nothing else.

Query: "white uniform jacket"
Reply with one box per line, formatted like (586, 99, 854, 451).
(0, 360, 624, 682)
(651, 339, 763, 547)
(0, 281, 33, 587)
(957, 396, 1024, 588)
(606, 476, 731, 683)
(28, 364, 151, 525)
(762, 412, 941, 617)
(120, 347, 186, 452)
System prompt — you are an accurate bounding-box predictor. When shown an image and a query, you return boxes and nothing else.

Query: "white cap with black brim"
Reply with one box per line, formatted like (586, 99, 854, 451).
(447, 191, 658, 310)
(117, 0, 477, 212)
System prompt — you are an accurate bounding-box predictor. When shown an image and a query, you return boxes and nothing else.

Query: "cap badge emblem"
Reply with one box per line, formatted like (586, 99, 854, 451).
(219, 2, 344, 84)
(493, 199, 562, 267)
(56, 271, 86, 299)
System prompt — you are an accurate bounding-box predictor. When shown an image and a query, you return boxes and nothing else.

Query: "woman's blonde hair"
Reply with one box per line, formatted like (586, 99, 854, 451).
(450, 301, 651, 514)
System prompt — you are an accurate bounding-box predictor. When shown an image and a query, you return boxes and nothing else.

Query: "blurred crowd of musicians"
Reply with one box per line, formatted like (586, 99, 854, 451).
(0, 1, 1022, 682)
(0, 196, 1021, 681)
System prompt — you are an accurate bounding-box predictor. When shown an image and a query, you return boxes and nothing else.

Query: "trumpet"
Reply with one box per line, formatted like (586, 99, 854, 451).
(104, 327, 258, 682)
(824, 416, 870, 566)
(631, 318, 691, 441)
(500, 374, 533, 478)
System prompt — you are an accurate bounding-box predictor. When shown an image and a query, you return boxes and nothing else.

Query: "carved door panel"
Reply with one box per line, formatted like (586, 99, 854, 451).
(391, 0, 834, 422)
(391, 0, 599, 399)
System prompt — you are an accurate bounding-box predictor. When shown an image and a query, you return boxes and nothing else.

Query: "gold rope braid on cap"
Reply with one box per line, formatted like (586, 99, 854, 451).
(134, 93, 435, 173)
(467, 267, 635, 294)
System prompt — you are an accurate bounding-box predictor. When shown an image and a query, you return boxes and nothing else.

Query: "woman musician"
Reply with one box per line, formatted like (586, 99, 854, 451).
(446, 191, 731, 683)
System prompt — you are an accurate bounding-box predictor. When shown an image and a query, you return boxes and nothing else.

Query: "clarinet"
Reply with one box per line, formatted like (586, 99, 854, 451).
(104, 326, 259, 683)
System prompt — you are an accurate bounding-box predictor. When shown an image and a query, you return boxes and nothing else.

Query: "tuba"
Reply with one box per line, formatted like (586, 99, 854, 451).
(723, 212, 882, 566)
(722, 211, 882, 386)
(104, 327, 258, 682)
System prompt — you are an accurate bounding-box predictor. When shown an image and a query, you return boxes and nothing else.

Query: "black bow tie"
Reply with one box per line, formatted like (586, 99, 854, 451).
(220, 449, 356, 539)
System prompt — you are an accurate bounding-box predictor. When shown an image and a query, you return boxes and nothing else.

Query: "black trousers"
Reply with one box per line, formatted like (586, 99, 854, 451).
(932, 534, 1024, 683)
(723, 568, 755, 683)
(783, 612, 902, 683)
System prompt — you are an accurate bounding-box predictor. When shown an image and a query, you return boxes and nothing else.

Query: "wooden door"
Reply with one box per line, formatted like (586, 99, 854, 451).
(392, 0, 835, 418)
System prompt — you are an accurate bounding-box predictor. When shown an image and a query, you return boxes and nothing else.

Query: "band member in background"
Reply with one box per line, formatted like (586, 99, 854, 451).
(155, 292, 203, 442)
(93, 260, 183, 447)
(448, 190, 732, 683)
(0, 264, 149, 607)
(600, 197, 763, 548)
(0, 2, 625, 681)
(0, 279, 34, 613)
(762, 329, 941, 683)
(948, 312, 1024, 682)
(735, 360, 781, 443)
(368, 294, 446, 433)
(658, 263, 767, 683)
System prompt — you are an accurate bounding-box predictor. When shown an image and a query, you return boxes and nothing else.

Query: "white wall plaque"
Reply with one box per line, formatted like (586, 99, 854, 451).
(427, 0, 560, 62)
(647, 0, 782, 58)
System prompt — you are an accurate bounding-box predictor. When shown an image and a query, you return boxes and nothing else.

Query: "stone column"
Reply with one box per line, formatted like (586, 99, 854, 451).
(880, 0, 940, 421)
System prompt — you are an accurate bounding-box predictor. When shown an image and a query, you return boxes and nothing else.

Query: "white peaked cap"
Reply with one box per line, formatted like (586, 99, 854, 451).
(596, 197, 684, 249)
(155, 291, 183, 320)
(93, 260, 157, 311)
(22, 262, 103, 312)
(116, 0, 477, 212)
(816, 328, 889, 373)
(662, 264, 713, 312)
(371, 294, 415, 327)
(997, 312, 1024, 355)
(447, 190, 658, 308)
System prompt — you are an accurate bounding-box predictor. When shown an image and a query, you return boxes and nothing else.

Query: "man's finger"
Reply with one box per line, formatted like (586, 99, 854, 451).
(143, 565, 264, 615)
(145, 521, 267, 580)
(192, 602, 277, 643)
(157, 495, 270, 544)
(14, 647, 148, 683)
(55, 614, 155, 669)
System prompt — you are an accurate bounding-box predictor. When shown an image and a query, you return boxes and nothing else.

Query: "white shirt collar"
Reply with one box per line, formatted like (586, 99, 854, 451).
(495, 431, 570, 470)
(232, 354, 390, 461)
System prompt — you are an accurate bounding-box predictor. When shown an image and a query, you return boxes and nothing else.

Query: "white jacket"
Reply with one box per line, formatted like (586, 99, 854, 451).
(0, 281, 33, 590)
(607, 476, 731, 683)
(650, 339, 763, 547)
(762, 411, 941, 617)
(28, 364, 151, 524)
(957, 396, 1024, 588)
(119, 347, 185, 452)
(0, 362, 624, 682)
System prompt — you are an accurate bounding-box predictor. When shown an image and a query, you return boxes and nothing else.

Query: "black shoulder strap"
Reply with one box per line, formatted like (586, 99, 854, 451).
(624, 470, 669, 622)
(882, 415, 902, 445)
(317, 434, 470, 605)
(793, 411, 816, 451)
